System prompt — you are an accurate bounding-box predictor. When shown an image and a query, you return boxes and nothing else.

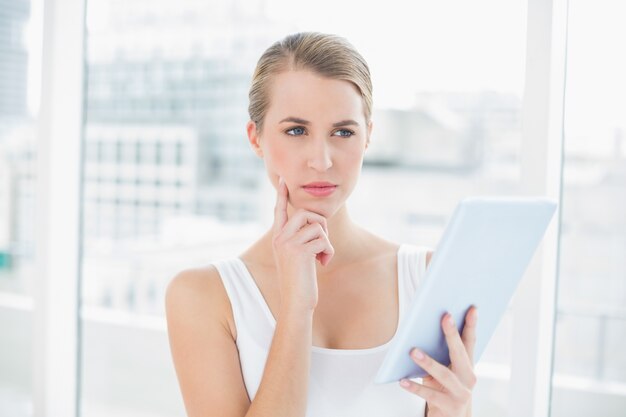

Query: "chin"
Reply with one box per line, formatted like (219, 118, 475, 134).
(296, 200, 342, 219)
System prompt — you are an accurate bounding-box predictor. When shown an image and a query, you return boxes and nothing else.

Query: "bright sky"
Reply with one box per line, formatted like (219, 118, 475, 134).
(562, 0, 626, 135)
(23, 0, 625, 132)
(265, 0, 528, 108)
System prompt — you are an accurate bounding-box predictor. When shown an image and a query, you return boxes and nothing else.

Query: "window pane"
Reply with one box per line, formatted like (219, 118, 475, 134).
(81, 1, 527, 416)
(0, 0, 42, 415)
(551, 1, 626, 416)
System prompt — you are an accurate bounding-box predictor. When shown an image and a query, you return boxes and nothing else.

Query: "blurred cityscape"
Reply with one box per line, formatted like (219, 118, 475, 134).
(0, 0, 625, 416)
(0, 0, 530, 308)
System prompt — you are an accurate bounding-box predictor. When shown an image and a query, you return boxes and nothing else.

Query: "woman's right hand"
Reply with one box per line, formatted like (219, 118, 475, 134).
(272, 176, 335, 312)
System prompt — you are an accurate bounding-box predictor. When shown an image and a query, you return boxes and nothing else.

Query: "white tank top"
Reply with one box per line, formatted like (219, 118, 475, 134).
(212, 243, 431, 417)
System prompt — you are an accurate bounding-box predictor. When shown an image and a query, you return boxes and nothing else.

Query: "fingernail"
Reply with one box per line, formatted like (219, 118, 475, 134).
(447, 314, 455, 328)
(473, 307, 478, 323)
(278, 176, 284, 185)
(400, 379, 411, 387)
(411, 348, 424, 360)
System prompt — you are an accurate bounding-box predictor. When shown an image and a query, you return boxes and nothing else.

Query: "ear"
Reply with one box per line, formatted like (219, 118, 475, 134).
(365, 120, 373, 150)
(246, 120, 263, 158)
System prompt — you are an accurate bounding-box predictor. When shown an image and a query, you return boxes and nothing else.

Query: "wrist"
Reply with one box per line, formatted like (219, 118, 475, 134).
(278, 302, 315, 320)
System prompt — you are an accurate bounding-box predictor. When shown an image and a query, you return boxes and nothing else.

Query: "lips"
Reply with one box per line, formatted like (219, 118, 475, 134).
(303, 182, 337, 188)
(301, 182, 338, 197)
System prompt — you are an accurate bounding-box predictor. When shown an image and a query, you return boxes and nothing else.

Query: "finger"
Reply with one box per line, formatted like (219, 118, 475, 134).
(306, 236, 335, 265)
(410, 348, 466, 397)
(441, 312, 474, 377)
(283, 220, 333, 257)
(294, 222, 327, 245)
(421, 374, 440, 391)
(273, 176, 289, 237)
(281, 210, 329, 239)
(297, 223, 334, 263)
(399, 378, 446, 406)
(461, 306, 478, 365)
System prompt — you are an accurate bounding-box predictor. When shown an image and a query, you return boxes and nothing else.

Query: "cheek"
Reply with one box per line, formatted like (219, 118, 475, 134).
(264, 142, 291, 172)
(340, 147, 366, 171)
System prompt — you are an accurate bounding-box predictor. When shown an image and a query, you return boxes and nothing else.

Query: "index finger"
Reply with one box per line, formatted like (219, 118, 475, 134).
(461, 305, 478, 364)
(273, 176, 288, 236)
(442, 312, 473, 377)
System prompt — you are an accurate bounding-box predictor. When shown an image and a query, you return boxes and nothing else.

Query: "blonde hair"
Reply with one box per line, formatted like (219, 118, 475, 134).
(248, 32, 373, 135)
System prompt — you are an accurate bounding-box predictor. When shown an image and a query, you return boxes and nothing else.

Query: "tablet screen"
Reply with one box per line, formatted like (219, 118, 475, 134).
(375, 197, 557, 384)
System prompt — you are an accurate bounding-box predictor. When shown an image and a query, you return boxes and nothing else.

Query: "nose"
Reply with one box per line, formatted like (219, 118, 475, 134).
(307, 138, 333, 171)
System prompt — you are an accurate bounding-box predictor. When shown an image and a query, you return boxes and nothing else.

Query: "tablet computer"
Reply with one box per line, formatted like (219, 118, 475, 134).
(374, 196, 558, 384)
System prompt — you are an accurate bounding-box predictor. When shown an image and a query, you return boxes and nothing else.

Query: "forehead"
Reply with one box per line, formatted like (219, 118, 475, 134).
(265, 70, 365, 124)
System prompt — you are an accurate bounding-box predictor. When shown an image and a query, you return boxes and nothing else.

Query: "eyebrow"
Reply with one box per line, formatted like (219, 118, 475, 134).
(279, 117, 359, 128)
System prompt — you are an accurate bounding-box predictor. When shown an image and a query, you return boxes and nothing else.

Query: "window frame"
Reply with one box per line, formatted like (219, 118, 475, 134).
(32, 0, 86, 416)
(508, 0, 568, 416)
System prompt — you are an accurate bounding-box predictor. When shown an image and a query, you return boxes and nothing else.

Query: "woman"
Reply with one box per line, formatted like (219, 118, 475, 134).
(165, 31, 478, 417)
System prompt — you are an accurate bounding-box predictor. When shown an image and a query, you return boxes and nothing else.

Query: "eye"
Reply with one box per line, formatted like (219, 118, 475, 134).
(333, 129, 355, 138)
(285, 126, 306, 136)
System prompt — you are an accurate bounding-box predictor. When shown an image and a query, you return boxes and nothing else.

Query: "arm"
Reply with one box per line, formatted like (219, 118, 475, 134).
(165, 266, 313, 417)
(247, 302, 313, 417)
(165, 267, 250, 417)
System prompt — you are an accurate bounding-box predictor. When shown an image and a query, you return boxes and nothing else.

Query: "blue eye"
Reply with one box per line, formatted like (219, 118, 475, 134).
(333, 129, 355, 138)
(284, 126, 355, 138)
(285, 126, 306, 136)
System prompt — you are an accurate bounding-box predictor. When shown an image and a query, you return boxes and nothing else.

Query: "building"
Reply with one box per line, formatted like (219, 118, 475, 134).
(0, 123, 36, 279)
(0, 0, 29, 123)
(84, 0, 289, 230)
(366, 91, 522, 173)
(83, 124, 198, 241)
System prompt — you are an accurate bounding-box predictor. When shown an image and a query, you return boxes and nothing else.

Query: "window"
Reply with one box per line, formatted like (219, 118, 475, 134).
(80, 1, 528, 416)
(9, 0, 623, 416)
(550, 1, 626, 415)
(0, 0, 42, 414)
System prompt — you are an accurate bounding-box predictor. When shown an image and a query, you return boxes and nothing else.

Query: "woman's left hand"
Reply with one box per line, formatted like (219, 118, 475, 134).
(399, 306, 478, 417)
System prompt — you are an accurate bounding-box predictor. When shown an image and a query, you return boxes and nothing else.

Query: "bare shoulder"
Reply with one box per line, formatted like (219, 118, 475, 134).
(165, 265, 235, 340)
(165, 265, 223, 310)
(378, 235, 434, 270)
(361, 228, 434, 267)
(165, 266, 249, 416)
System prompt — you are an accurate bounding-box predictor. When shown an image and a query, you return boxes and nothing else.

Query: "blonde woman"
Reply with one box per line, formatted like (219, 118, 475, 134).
(165, 32, 479, 417)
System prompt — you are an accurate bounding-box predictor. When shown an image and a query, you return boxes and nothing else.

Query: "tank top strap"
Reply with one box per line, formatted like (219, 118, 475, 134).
(210, 257, 277, 401)
(211, 257, 275, 336)
(398, 243, 433, 319)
